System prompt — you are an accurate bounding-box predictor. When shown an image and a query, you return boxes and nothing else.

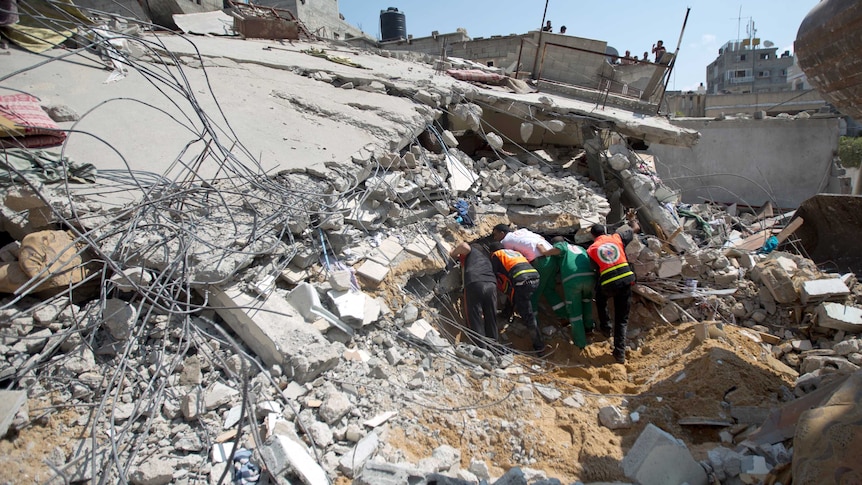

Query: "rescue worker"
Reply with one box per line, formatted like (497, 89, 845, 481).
(488, 242, 545, 356)
(449, 242, 499, 350)
(491, 224, 567, 325)
(587, 219, 637, 364)
(547, 236, 596, 349)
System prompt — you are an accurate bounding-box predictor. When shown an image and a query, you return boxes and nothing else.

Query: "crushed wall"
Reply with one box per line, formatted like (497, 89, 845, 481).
(649, 116, 844, 208)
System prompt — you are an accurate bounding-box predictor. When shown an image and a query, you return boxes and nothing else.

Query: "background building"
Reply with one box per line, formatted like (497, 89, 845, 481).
(706, 39, 794, 95)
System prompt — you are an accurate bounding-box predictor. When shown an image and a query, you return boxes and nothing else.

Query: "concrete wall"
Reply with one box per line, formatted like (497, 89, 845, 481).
(256, 0, 364, 40)
(379, 30, 607, 89)
(523, 31, 607, 87)
(648, 117, 843, 208)
(704, 90, 827, 117)
(382, 31, 472, 58)
(451, 35, 522, 71)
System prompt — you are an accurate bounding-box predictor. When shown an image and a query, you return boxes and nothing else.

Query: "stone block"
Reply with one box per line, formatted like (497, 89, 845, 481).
(817, 303, 862, 333)
(621, 423, 708, 485)
(657, 257, 683, 278)
(758, 265, 798, 304)
(599, 405, 631, 429)
(356, 259, 389, 285)
(327, 289, 367, 326)
(369, 237, 403, 265)
(129, 458, 177, 485)
(205, 284, 343, 383)
(259, 435, 328, 485)
(339, 431, 379, 478)
(404, 234, 436, 259)
(801, 278, 851, 305)
(354, 461, 425, 485)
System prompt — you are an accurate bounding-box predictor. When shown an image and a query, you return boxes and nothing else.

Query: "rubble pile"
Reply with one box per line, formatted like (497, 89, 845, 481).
(1, 17, 861, 485)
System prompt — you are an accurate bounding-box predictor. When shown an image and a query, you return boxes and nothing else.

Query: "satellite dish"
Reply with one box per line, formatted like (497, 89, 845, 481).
(764, 40, 775, 47)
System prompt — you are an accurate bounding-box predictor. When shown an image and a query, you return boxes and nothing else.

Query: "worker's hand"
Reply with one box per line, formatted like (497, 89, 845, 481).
(625, 208, 638, 221)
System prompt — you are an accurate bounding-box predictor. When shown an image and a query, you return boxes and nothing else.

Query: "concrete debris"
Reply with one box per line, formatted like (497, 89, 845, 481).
(621, 423, 708, 485)
(598, 405, 632, 430)
(2, 16, 861, 485)
(817, 302, 862, 332)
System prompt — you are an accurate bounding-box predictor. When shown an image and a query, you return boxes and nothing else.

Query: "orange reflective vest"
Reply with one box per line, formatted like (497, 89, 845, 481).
(490, 248, 538, 297)
(587, 234, 634, 286)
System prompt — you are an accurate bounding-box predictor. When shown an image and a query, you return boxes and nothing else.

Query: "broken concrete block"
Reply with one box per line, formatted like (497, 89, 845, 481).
(485, 132, 503, 150)
(280, 265, 311, 285)
(441, 130, 458, 147)
(339, 431, 379, 478)
(103, 298, 137, 341)
(259, 435, 328, 485)
(656, 257, 683, 278)
(800, 355, 860, 374)
(445, 153, 478, 192)
(356, 259, 389, 285)
(599, 405, 631, 430)
(204, 382, 238, 410)
(129, 457, 177, 485)
(206, 284, 343, 383)
(621, 423, 708, 485)
(370, 237, 403, 265)
(109, 267, 153, 292)
(406, 319, 435, 340)
(354, 461, 426, 485)
(801, 278, 851, 305)
(0, 390, 27, 437)
(817, 302, 862, 333)
(404, 234, 436, 259)
(327, 289, 368, 326)
(757, 264, 798, 304)
(414, 90, 440, 108)
(608, 153, 630, 171)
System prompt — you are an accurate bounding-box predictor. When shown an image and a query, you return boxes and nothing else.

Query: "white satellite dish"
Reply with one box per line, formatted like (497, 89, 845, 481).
(763, 40, 775, 47)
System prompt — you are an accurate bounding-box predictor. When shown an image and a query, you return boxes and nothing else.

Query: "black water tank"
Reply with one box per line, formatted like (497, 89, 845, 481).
(380, 7, 406, 42)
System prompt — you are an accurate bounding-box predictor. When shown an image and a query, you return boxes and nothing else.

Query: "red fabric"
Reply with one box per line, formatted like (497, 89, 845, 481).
(0, 94, 67, 148)
(446, 69, 506, 84)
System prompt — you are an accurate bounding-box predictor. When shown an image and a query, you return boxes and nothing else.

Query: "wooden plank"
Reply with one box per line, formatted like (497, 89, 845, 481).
(775, 217, 804, 244)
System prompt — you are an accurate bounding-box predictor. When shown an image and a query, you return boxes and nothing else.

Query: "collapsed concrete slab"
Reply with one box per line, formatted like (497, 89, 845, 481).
(817, 302, 862, 332)
(205, 284, 344, 382)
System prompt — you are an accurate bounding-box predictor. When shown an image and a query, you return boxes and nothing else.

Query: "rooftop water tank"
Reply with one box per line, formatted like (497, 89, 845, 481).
(380, 7, 406, 42)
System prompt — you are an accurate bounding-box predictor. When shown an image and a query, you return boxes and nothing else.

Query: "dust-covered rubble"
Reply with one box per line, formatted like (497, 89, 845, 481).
(1, 23, 861, 485)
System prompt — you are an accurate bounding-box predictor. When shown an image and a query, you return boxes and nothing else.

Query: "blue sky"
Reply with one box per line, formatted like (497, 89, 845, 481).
(338, 1, 818, 92)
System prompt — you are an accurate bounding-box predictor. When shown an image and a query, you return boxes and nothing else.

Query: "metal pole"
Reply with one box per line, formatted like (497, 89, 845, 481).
(657, 7, 691, 115)
(531, 0, 549, 81)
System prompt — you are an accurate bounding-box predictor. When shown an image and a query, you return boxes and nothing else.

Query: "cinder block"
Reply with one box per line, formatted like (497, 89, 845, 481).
(621, 423, 708, 485)
(204, 284, 343, 383)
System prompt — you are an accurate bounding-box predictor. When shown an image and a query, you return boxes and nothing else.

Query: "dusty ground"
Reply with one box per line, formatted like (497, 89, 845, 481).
(0, 398, 86, 485)
(0, 314, 796, 484)
(387, 316, 795, 483)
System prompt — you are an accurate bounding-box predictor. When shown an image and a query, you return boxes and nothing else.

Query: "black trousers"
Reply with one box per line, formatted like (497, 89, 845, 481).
(464, 281, 499, 348)
(512, 278, 543, 351)
(596, 281, 632, 359)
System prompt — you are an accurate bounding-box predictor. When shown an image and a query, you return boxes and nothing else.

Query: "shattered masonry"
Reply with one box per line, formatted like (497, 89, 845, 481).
(0, 3, 861, 485)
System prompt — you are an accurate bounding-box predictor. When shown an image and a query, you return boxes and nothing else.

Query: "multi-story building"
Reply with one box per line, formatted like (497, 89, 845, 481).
(706, 39, 794, 95)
